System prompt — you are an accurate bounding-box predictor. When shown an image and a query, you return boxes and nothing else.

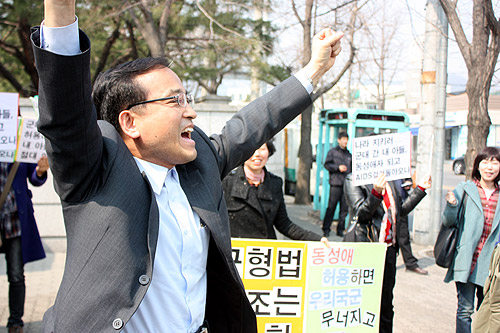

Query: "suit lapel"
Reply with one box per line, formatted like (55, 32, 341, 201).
(141, 172, 160, 265)
(176, 165, 227, 242)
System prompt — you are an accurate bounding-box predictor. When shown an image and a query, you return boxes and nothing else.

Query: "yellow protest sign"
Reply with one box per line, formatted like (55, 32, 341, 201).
(231, 239, 387, 332)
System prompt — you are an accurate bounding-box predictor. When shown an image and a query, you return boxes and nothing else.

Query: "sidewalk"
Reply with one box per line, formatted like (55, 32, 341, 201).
(0, 201, 457, 332)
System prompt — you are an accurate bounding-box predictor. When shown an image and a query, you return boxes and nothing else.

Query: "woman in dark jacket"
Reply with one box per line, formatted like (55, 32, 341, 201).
(223, 140, 325, 241)
(343, 171, 431, 333)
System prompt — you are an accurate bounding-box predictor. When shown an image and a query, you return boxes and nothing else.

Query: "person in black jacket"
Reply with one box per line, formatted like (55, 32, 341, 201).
(343, 172, 431, 333)
(322, 131, 352, 237)
(223, 141, 327, 242)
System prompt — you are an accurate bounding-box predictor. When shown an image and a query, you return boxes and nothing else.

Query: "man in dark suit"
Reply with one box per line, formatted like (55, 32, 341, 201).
(32, 1, 343, 332)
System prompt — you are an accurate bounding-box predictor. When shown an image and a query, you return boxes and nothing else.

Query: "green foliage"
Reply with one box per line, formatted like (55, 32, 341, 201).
(0, 0, 44, 95)
(164, 0, 276, 94)
(0, 0, 278, 96)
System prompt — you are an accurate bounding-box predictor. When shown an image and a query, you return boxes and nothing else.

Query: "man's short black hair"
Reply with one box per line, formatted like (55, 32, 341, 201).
(338, 131, 349, 139)
(92, 57, 172, 133)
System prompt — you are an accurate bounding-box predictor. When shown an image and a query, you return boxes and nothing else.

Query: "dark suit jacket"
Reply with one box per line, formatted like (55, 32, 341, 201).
(31, 28, 312, 332)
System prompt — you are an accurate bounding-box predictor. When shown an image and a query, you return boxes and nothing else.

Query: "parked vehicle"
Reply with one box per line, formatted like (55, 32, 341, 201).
(452, 156, 465, 175)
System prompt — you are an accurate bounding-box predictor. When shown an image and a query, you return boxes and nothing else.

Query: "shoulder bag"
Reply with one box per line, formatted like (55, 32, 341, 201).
(343, 215, 379, 242)
(434, 192, 468, 268)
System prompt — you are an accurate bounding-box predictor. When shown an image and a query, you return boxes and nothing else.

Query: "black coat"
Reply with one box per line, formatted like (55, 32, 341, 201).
(223, 166, 321, 241)
(343, 173, 426, 248)
(324, 146, 352, 186)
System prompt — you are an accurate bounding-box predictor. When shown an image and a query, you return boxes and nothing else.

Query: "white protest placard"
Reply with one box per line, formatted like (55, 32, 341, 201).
(0, 93, 20, 162)
(352, 131, 412, 186)
(16, 117, 46, 163)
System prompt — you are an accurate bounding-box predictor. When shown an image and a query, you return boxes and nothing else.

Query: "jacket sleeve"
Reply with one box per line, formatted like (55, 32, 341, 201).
(400, 187, 426, 216)
(272, 178, 322, 241)
(32, 28, 104, 203)
(26, 163, 47, 187)
(324, 148, 339, 173)
(210, 77, 312, 180)
(487, 247, 500, 331)
(343, 173, 382, 225)
(442, 182, 465, 227)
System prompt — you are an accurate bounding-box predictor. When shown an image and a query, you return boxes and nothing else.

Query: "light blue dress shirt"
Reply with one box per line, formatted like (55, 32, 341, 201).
(124, 159, 209, 332)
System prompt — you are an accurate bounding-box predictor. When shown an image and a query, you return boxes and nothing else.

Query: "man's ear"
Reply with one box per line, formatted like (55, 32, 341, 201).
(118, 110, 140, 139)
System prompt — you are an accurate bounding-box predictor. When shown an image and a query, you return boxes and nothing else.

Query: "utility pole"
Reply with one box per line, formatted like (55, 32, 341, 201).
(413, 0, 448, 245)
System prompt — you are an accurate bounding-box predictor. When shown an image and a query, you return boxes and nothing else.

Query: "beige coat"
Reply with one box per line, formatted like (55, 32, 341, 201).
(474, 244, 500, 332)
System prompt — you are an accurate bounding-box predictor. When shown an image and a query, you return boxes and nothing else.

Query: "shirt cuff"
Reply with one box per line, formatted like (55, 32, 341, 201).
(294, 71, 314, 95)
(417, 185, 426, 192)
(40, 16, 81, 56)
(371, 188, 383, 199)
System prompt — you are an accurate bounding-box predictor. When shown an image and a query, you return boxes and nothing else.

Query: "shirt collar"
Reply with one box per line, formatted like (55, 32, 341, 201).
(133, 157, 178, 195)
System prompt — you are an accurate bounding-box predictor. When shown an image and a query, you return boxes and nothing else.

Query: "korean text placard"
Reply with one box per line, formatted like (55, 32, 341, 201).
(231, 239, 387, 332)
(0, 93, 20, 162)
(352, 131, 411, 186)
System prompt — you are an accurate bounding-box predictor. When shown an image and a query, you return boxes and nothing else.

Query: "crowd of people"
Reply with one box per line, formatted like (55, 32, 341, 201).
(1, 1, 500, 332)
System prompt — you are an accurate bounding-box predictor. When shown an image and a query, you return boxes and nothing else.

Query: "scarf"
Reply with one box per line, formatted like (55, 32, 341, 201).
(244, 165, 265, 186)
(379, 183, 397, 245)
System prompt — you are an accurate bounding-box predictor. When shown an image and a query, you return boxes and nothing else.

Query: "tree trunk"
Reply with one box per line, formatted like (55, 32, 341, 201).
(439, 0, 500, 179)
(294, 0, 313, 205)
(464, 70, 492, 177)
(295, 105, 313, 204)
(17, 18, 38, 96)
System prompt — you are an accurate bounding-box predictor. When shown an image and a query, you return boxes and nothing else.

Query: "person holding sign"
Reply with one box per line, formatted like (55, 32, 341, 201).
(223, 140, 327, 242)
(443, 147, 500, 333)
(0, 157, 49, 333)
(322, 131, 352, 237)
(31, 0, 344, 331)
(344, 171, 431, 333)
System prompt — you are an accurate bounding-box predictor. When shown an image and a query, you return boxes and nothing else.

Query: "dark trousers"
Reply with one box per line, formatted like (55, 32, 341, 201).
(3, 236, 25, 328)
(322, 185, 348, 234)
(397, 218, 418, 269)
(380, 246, 397, 333)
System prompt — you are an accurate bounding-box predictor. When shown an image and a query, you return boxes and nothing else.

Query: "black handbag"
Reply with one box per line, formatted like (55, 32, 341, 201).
(343, 215, 379, 242)
(434, 192, 468, 268)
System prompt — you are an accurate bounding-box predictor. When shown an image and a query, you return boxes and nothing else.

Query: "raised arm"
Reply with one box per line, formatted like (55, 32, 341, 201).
(33, 0, 104, 202)
(214, 28, 344, 178)
(44, 0, 76, 27)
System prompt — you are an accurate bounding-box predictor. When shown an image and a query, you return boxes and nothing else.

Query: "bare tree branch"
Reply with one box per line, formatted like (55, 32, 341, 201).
(484, 0, 500, 36)
(92, 20, 122, 84)
(0, 61, 30, 97)
(439, 0, 473, 68)
(291, 0, 304, 27)
(312, 41, 356, 100)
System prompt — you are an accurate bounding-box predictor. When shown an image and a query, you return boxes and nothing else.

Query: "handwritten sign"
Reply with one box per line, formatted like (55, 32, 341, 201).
(16, 118, 46, 163)
(352, 132, 411, 186)
(231, 239, 387, 332)
(0, 93, 20, 162)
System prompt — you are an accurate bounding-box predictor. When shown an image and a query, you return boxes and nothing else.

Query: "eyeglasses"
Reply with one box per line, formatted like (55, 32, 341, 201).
(127, 92, 194, 109)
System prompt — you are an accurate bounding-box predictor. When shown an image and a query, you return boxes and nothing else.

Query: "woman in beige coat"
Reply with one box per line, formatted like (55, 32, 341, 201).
(473, 243, 500, 332)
